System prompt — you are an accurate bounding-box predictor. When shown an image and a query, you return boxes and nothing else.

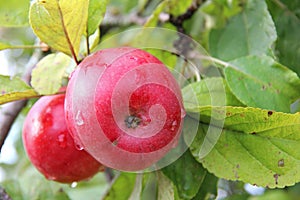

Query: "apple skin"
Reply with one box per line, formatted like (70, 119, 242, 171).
(65, 47, 185, 171)
(22, 94, 103, 183)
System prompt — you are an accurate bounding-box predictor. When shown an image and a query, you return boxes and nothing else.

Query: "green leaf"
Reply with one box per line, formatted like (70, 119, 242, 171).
(192, 172, 218, 200)
(103, 172, 136, 200)
(188, 106, 300, 188)
(162, 150, 207, 200)
(144, 1, 167, 27)
(225, 55, 300, 112)
(0, 76, 38, 105)
(157, 171, 176, 200)
(267, 0, 300, 76)
(87, 0, 108, 36)
(0, 0, 30, 27)
(166, 0, 193, 16)
(182, 77, 244, 111)
(31, 53, 73, 95)
(29, 0, 89, 57)
(201, 0, 244, 28)
(209, 0, 277, 61)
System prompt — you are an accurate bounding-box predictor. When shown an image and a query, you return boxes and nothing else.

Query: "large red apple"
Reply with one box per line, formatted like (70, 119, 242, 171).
(65, 47, 185, 171)
(22, 94, 103, 183)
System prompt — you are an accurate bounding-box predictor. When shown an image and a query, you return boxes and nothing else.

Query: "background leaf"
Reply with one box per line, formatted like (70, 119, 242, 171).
(209, 0, 277, 61)
(157, 171, 177, 200)
(200, 0, 244, 28)
(192, 172, 218, 200)
(0, 42, 12, 51)
(188, 106, 300, 188)
(103, 172, 136, 200)
(0, 76, 38, 105)
(225, 55, 300, 112)
(31, 53, 73, 95)
(87, 0, 108, 36)
(29, 0, 89, 57)
(182, 77, 244, 110)
(162, 150, 207, 200)
(166, 0, 193, 16)
(0, 0, 29, 27)
(267, 0, 300, 76)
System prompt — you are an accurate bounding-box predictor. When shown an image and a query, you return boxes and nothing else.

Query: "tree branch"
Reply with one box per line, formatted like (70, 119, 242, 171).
(168, 0, 204, 56)
(0, 47, 43, 152)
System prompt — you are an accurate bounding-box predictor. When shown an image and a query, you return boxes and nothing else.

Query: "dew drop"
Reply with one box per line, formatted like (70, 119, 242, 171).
(75, 111, 84, 126)
(45, 174, 56, 181)
(70, 182, 78, 188)
(129, 56, 137, 61)
(75, 144, 84, 151)
(57, 133, 67, 148)
(171, 120, 177, 131)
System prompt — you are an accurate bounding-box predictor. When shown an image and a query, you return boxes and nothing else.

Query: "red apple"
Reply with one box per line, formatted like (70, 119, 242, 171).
(65, 47, 185, 171)
(22, 94, 103, 183)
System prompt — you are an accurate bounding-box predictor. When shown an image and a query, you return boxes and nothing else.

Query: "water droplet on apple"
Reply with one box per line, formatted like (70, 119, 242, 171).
(170, 120, 177, 131)
(70, 182, 78, 188)
(128, 56, 137, 61)
(75, 143, 84, 151)
(45, 174, 56, 181)
(75, 111, 84, 126)
(57, 133, 67, 148)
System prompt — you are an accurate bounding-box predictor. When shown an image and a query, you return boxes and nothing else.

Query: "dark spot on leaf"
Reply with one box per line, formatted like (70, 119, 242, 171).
(278, 159, 284, 167)
(273, 174, 279, 185)
(262, 85, 266, 90)
(236, 164, 240, 168)
(268, 82, 272, 87)
(251, 132, 256, 135)
(268, 111, 273, 116)
(226, 112, 232, 116)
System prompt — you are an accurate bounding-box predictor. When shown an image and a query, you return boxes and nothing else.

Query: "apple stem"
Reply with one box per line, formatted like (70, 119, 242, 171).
(125, 116, 141, 129)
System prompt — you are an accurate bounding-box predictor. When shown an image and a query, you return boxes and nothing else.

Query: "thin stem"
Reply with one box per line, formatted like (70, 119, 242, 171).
(5, 45, 45, 50)
(195, 55, 234, 68)
(86, 35, 90, 55)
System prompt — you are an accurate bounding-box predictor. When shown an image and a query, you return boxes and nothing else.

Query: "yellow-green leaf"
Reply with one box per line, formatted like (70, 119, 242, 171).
(31, 53, 73, 95)
(29, 0, 89, 58)
(0, 76, 38, 105)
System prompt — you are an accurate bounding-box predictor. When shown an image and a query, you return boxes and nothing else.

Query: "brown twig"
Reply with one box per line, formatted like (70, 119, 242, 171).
(0, 187, 12, 200)
(0, 47, 43, 152)
(168, 0, 203, 56)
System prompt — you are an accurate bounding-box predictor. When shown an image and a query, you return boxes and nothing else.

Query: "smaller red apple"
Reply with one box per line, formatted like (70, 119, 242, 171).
(22, 94, 103, 183)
